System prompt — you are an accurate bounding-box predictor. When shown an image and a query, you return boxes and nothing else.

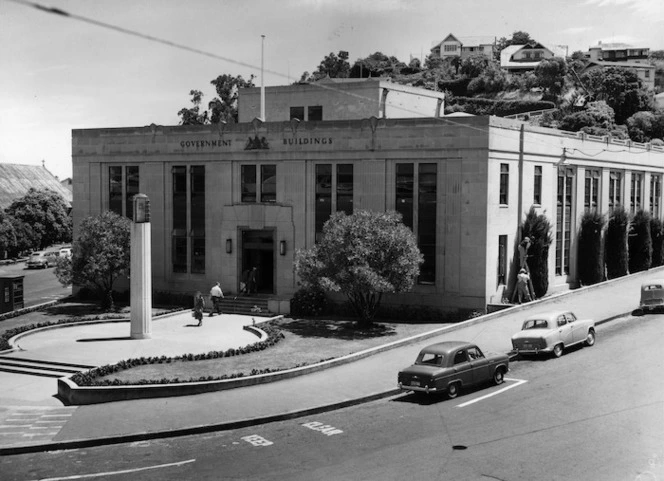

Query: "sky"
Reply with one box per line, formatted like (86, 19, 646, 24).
(1, 0, 662, 181)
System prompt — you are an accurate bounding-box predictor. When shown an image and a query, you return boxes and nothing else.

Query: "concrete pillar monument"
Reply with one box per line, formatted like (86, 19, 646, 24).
(130, 193, 152, 339)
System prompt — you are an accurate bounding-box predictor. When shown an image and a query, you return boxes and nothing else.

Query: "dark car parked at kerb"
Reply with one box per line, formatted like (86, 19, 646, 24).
(397, 341, 510, 399)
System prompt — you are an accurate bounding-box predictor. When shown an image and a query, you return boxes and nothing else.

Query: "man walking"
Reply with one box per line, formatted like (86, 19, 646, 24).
(209, 282, 224, 316)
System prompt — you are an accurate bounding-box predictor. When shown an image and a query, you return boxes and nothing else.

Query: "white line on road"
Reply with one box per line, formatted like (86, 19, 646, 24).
(31, 459, 196, 480)
(456, 378, 528, 408)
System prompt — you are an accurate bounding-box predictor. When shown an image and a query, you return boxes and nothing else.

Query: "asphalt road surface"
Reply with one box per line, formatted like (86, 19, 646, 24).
(2, 313, 663, 481)
(0, 262, 71, 308)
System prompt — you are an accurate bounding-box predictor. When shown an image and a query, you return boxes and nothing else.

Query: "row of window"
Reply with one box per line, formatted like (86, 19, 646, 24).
(290, 106, 323, 122)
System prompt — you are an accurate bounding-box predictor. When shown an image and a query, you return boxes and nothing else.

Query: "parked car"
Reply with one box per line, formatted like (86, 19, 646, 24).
(397, 341, 509, 399)
(57, 247, 72, 258)
(640, 279, 664, 313)
(26, 251, 54, 269)
(511, 310, 595, 358)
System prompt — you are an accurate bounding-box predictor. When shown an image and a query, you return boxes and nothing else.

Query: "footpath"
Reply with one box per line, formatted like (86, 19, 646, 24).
(0, 268, 659, 455)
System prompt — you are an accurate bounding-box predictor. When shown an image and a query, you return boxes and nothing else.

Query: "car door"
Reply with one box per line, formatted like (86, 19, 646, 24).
(467, 346, 491, 384)
(556, 314, 574, 346)
(452, 349, 474, 386)
(566, 312, 585, 344)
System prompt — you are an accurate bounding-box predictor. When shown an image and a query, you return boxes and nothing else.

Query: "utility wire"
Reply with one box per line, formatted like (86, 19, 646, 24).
(7, 0, 661, 159)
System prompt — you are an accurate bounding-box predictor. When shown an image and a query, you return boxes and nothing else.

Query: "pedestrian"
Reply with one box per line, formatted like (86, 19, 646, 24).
(240, 268, 250, 295)
(248, 266, 257, 294)
(516, 268, 532, 303)
(209, 281, 224, 316)
(193, 291, 205, 327)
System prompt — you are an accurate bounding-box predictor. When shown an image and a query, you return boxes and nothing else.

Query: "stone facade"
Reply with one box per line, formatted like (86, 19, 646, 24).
(72, 116, 664, 312)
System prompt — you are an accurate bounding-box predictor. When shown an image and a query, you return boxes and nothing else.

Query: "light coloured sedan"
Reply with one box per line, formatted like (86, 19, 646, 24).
(511, 310, 595, 358)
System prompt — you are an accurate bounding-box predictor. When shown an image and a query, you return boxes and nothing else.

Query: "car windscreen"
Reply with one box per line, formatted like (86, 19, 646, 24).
(523, 319, 548, 329)
(415, 352, 444, 366)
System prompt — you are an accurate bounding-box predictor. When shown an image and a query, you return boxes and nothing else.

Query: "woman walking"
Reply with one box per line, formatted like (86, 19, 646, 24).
(193, 291, 205, 327)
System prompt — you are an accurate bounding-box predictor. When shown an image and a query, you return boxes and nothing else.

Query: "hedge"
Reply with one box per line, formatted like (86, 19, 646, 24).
(445, 97, 556, 117)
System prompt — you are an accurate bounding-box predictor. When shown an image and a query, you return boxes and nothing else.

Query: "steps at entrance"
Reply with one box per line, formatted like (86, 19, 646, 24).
(0, 356, 95, 378)
(211, 295, 273, 317)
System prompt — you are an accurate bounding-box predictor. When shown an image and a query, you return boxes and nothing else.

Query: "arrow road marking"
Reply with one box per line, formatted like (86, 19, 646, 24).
(456, 378, 528, 408)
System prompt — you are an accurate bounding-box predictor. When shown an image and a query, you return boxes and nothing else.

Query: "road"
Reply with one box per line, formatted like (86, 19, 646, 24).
(0, 262, 71, 308)
(1, 313, 662, 481)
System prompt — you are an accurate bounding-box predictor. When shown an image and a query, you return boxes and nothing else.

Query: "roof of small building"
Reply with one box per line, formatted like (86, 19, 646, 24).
(0, 163, 73, 211)
(583, 59, 655, 70)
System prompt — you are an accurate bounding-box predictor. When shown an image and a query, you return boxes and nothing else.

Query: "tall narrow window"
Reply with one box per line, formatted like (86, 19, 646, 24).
(630, 172, 643, 213)
(190, 166, 205, 274)
(584, 169, 600, 212)
(261, 165, 277, 203)
(499, 163, 509, 205)
(108, 166, 139, 218)
(109, 166, 123, 216)
(315, 164, 332, 242)
(241, 165, 257, 203)
(556, 168, 575, 276)
(172, 166, 188, 273)
(609, 171, 622, 213)
(533, 165, 542, 205)
(651, 175, 661, 218)
(396, 163, 414, 229)
(498, 235, 507, 287)
(336, 164, 353, 215)
(418, 164, 437, 284)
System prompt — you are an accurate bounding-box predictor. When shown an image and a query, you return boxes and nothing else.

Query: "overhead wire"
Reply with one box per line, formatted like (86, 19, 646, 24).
(6, 0, 661, 160)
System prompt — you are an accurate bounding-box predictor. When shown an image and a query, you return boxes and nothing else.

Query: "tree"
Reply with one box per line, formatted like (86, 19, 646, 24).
(558, 100, 620, 136)
(8, 217, 38, 257)
(300, 51, 351, 82)
(5, 188, 71, 250)
(294, 210, 423, 325)
(628, 209, 652, 273)
(209, 74, 255, 124)
(349, 52, 407, 78)
(625, 110, 664, 142)
(581, 67, 653, 124)
(0, 211, 16, 259)
(534, 57, 568, 98)
(651, 217, 664, 267)
(605, 207, 629, 279)
(177, 90, 208, 125)
(577, 211, 606, 286)
(56, 211, 131, 310)
(460, 54, 490, 78)
(521, 206, 553, 298)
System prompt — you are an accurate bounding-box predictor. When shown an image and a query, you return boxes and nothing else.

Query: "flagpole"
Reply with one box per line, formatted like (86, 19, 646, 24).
(260, 35, 266, 121)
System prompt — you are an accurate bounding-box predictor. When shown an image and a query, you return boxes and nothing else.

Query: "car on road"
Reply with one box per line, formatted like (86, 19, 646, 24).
(26, 251, 54, 269)
(640, 279, 664, 313)
(397, 341, 510, 399)
(511, 310, 595, 358)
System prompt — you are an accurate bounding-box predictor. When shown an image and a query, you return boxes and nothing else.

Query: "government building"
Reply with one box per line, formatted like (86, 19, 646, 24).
(71, 79, 664, 314)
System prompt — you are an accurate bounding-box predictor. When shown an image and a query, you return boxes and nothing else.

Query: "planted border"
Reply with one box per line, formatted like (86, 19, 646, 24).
(71, 322, 288, 386)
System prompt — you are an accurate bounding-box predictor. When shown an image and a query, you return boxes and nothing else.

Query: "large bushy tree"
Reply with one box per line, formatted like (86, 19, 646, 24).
(521, 206, 553, 298)
(300, 51, 351, 82)
(0, 211, 16, 259)
(605, 207, 629, 279)
(577, 210, 606, 286)
(534, 57, 568, 98)
(294, 210, 422, 325)
(628, 209, 652, 273)
(178, 74, 255, 125)
(56, 211, 131, 310)
(651, 217, 664, 267)
(5, 188, 71, 250)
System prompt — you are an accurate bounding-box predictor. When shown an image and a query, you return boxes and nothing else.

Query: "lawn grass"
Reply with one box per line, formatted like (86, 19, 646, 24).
(91, 317, 452, 383)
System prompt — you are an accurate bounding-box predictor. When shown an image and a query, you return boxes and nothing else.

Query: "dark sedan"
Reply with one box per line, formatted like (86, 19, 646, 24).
(397, 341, 509, 399)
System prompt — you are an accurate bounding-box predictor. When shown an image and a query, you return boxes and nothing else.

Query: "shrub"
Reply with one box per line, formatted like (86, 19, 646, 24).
(577, 211, 606, 285)
(651, 217, 664, 267)
(290, 286, 329, 317)
(522, 206, 553, 298)
(605, 207, 629, 279)
(628, 209, 652, 273)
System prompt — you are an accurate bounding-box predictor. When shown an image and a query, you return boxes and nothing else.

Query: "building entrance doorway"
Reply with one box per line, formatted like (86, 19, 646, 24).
(241, 229, 274, 294)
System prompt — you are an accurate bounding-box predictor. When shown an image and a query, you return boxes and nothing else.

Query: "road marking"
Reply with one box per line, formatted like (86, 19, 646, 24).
(241, 434, 273, 446)
(301, 421, 343, 436)
(456, 378, 528, 408)
(29, 459, 196, 480)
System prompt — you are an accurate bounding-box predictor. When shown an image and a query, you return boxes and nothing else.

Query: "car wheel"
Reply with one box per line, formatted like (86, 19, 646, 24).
(447, 382, 459, 399)
(493, 368, 505, 385)
(552, 344, 564, 358)
(585, 330, 596, 347)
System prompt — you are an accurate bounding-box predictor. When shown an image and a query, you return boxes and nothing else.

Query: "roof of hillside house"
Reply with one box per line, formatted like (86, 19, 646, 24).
(431, 35, 496, 51)
(583, 60, 655, 69)
(589, 42, 648, 51)
(0, 163, 73, 211)
(500, 43, 567, 69)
